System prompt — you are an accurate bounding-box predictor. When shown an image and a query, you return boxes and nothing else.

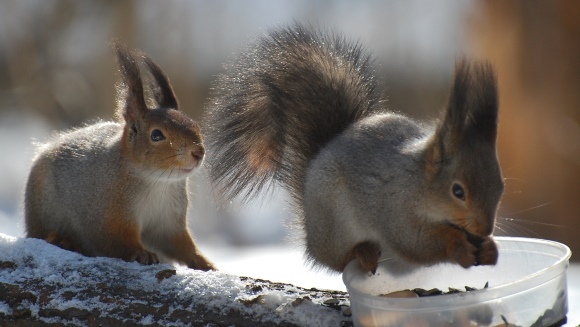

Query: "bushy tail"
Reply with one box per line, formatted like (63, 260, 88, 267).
(205, 23, 384, 203)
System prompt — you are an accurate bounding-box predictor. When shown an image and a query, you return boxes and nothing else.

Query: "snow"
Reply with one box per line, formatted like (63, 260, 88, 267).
(0, 233, 349, 326)
(204, 245, 346, 292)
(0, 114, 348, 325)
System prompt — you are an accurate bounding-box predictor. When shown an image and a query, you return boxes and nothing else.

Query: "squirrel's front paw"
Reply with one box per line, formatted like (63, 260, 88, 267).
(188, 255, 217, 271)
(475, 237, 498, 266)
(447, 228, 498, 268)
(131, 249, 159, 265)
(448, 231, 478, 268)
(348, 241, 381, 274)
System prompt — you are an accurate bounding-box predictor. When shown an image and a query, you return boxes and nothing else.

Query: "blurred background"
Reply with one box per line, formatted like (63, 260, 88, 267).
(0, 0, 578, 288)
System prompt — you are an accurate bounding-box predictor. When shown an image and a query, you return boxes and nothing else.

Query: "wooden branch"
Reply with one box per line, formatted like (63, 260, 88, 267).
(0, 236, 352, 326)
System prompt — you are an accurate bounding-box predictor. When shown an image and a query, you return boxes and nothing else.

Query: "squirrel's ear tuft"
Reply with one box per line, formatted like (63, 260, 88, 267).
(142, 54, 179, 110)
(426, 59, 499, 173)
(113, 42, 148, 124)
(445, 58, 499, 145)
(425, 59, 498, 174)
(463, 60, 499, 144)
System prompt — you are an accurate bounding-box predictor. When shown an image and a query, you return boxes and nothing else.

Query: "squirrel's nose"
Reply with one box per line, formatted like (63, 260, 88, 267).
(191, 148, 205, 161)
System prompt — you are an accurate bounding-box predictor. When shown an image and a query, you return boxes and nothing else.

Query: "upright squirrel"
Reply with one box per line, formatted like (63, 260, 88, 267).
(206, 24, 504, 274)
(25, 44, 215, 271)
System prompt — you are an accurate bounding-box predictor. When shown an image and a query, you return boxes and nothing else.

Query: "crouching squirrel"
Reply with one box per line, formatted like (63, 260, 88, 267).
(25, 44, 215, 271)
(205, 24, 504, 274)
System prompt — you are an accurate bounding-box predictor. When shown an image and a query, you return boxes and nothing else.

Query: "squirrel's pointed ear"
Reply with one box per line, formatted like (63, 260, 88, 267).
(462, 61, 499, 144)
(425, 59, 499, 175)
(142, 54, 179, 110)
(425, 60, 471, 174)
(113, 43, 148, 124)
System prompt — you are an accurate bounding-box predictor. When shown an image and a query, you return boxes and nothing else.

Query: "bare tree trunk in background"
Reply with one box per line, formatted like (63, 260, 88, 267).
(1, 1, 76, 125)
(469, 1, 580, 258)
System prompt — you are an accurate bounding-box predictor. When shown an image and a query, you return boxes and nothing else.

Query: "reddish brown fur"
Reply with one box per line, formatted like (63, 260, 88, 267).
(45, 232, 80, 252)
(162, 230, 216, 271)
(102, 204, 159, 265)
(25, 45, 214, 271)
(341, 241, 381, 274)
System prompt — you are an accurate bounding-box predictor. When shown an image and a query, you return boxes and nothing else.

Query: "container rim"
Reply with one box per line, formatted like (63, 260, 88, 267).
(342, 236, 571, 309)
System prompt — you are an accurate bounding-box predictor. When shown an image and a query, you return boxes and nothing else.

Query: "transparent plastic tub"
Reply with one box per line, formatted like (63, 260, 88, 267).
(343, 237, 571, 327)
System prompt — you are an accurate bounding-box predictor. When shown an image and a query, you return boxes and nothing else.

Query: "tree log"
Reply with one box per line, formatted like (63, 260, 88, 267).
(0, 235, 352, 327)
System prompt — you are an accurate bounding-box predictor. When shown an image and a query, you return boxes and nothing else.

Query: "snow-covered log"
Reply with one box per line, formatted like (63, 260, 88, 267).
(0, 234, 352, 326)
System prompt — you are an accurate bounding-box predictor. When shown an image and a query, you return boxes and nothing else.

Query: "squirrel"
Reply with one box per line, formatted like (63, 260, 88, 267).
(205, 24, 504, 274)
(24, 44, 216, 271)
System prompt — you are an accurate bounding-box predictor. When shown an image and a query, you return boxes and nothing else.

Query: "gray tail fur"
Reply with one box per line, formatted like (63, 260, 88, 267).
(205, 23, 384, 203)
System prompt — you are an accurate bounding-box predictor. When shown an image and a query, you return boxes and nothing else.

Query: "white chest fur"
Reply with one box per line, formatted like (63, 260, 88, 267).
(133, 180, 188, 233)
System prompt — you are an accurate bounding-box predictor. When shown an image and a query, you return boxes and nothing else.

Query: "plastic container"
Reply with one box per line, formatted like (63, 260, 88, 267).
(343, 237, 571, 327)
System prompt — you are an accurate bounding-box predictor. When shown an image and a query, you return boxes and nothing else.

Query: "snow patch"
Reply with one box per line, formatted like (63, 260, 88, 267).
(0, 233, 349, 326)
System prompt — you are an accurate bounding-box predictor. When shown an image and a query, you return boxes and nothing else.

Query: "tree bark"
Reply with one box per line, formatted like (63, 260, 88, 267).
(0, 259, 352, 327)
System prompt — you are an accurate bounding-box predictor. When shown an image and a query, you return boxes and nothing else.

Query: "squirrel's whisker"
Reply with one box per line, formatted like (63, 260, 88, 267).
(502, 202, 553, 216)
(498, 216, 564, 228)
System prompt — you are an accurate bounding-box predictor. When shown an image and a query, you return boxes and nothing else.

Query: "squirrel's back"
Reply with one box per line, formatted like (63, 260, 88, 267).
(26, 122, 123, 249)
(206, 24, 503, 273)
(34, 121, 122, 193)
(25, 44, 216, 270)
(206, 24, 384, 202)
(39, 121, 122, 166)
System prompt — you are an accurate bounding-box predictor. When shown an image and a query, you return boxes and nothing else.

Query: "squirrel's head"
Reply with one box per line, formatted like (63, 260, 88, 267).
(113, 43, 204, 181)
(423, 59, 504, 237)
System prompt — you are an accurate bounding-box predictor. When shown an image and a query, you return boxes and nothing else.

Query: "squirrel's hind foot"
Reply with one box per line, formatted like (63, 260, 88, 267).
(187, 255, 217, 271)
(130, 249, 160, 265)
(45, 231, 83, 254)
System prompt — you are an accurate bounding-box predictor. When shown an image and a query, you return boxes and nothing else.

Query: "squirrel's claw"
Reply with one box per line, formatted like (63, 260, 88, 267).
(348, 241, 381, 274)
(187, 256, 217, 271)
(131, 249, 160, 265)
(45, 231, 82, 253)
(445, 226, 498, 268)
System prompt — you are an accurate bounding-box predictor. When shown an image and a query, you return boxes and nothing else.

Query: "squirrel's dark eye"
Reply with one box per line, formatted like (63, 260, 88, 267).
(150, 129, 165, 142)
(452, 183, 466, 201)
